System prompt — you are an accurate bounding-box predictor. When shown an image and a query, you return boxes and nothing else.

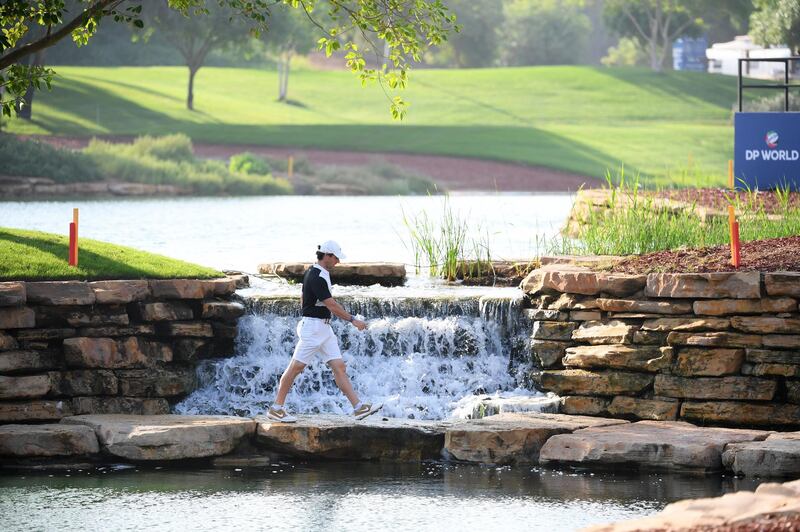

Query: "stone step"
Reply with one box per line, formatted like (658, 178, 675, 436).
(60, 414, 256, 461)
(254, 415, 447, 461)
(539, 420, 770, 472)
(0, 424, 99, 457)
(444, 412, 628, 465)
(722, 433, 800, 478)
(258, 262, 406, 287)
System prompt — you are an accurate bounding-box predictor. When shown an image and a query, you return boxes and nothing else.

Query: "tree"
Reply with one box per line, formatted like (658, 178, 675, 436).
(0, 0, 456, 118)
(501, 0, 591, 67)
(144, 2, 249, 110)
(750, 0, 800, 53)
(437, 0, 503, 68)
(259, 4, 315, 101)
(603, 0, 705, 72)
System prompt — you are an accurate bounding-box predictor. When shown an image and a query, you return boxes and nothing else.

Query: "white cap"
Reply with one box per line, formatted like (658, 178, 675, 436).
(318, 240, 346, 260)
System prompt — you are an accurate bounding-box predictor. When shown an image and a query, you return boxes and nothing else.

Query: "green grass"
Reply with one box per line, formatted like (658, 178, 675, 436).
(2, 65, 751, 185)
(0, 227, 223, 281)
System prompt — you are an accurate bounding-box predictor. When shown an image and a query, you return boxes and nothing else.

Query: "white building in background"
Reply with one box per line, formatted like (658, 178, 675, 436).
(706, 36, 794, 79)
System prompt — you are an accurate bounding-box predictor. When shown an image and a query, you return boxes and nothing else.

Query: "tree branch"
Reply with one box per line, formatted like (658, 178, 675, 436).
(0, 0, 122, 70)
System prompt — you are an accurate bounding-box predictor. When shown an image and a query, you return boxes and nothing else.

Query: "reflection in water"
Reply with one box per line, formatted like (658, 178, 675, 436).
(0, 463, 764, 532)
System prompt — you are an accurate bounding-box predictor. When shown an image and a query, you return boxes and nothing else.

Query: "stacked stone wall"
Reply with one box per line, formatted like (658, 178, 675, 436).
(523, 266, 800, 428)
(0, 276, 246, 423)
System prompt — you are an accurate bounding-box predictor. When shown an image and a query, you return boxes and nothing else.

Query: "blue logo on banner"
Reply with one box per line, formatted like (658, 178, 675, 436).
(735, 113, 800, 190)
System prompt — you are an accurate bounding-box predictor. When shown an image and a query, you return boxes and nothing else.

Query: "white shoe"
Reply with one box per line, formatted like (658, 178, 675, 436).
(266, 407, 297, 423)
(354, 403, 382, 420)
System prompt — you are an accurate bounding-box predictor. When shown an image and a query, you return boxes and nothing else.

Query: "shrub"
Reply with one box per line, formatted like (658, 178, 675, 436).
(229, 152, 272, 175)
(0, 134, 101, 182)
(128, 134, 195, 162)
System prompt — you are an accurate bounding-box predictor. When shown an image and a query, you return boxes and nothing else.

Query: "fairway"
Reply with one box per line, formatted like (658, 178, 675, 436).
(5, 65, 742, 184)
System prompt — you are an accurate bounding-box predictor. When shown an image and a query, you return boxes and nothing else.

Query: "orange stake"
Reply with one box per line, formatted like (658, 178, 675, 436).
(728, 159, 734, 189)
(73, 208, 79, 266)
(728, 205, 736, 262)
(732, 221, 741, 268)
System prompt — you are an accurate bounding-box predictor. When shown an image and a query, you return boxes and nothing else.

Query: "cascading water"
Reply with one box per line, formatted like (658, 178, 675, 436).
(175, 289, 555, 420)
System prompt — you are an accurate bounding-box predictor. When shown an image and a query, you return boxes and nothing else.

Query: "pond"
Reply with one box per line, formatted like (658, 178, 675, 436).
(0, 462, 764, 532)
(0, 193, 574, 273)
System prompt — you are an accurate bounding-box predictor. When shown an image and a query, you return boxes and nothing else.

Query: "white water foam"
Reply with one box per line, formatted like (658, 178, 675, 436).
(175, 295, 543, 420)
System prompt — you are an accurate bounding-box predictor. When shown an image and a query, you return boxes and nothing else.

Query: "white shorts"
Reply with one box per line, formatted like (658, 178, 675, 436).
(292, 317, 343, 365)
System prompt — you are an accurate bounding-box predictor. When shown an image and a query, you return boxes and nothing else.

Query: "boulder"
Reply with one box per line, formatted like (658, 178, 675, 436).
(632, 330, 667, 345)
(209, 277, 238, 296)
(535, 369, 653, 397)
(16, 328, 76, 341)
(641, 317, 730, 332)
(137, 302, 193, 322)
(0, 424, 99, 457)
(596, 298, 692, 315)
(607, 396, 679, 421)
(539, 270, 600, 295)
(260, 263, 407, 287)
(61, 414, 256, 460)
(788, 381, 800, 404)
(89, 280, 150, 304)
(569, 310, 602, 322)
(0, 374, 51, 399)
(70, 397, 169, 416)
(530, 340, 571, 367)
(64, 337, 172, 368)
(722, 434, 800, 477)
(255, 414, 447, 461)
(667, 331, 762, 348)
(532, 321, 578, 341)
(0, 400, 72, 422)
(149, 279, 213, 300)
(154, 321, 214, 337)
(673, 348, 745, 377)
(680, 401, 800, 427)
(548, 293, 600, 311)
(77, 325, 156, 337)
(563, 344, 672, 372)
(201, 301, 245, 321)
(444, 413, 627, 464)
(49, 370, 118, 396)
(0, 332, 17, 350)
(560, 396, 610, 416)
(763, 335, 800, 349)
(25, 281, 95, 305)
(0, 350, 58, 374)
(731, 316, 800, 334)
(765, 272, 800, 297)
(655, 375, 776, 401)
(646, 272, 761, 299)
(0, 282, 26, 306)
(63, 306, 130, 327)
(752, 363, 800, 378)
(522, 308, 568, 322)
(539, 420, 769, 471)
(172, 339, 213, 362)
(597, 274, 647, 297)
(571, 321, 638, 345)
(693, 298, 797, 316)
(584, 479, 800, 531)
(746, 349, 800, 364)
(116, 368, 196, 397)
(0, 307, 35, 329)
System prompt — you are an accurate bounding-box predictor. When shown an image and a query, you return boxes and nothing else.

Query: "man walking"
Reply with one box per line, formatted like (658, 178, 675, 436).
(267, 240, 382, 423)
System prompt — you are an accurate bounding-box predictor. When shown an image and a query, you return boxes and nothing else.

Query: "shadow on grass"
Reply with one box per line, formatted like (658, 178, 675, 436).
(0, 231, 163, 281)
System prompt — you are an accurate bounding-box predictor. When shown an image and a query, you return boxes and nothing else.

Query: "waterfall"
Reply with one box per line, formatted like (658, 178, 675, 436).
(175, 293, 556, 420)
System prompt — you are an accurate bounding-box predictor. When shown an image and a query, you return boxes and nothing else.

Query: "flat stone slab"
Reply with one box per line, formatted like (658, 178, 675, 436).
(60, 414, 255, 461)
(445, 413, 628, 465)
(258, 263, 406, 287)
(254, 415, 447, 461)
(722, 433, 800, 478)
(585, 479, 800, 532)
(539, 420, 770, 472)
(0, 424, 99, 457)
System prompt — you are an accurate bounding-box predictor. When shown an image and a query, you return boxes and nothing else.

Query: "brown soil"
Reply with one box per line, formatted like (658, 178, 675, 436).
(612, 236, 800, 274)
(657, 188, 800, 214)
(30, 135, 596, 192)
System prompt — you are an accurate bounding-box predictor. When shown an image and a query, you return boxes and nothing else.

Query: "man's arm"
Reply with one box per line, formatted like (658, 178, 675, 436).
(322, 298, 367, 331)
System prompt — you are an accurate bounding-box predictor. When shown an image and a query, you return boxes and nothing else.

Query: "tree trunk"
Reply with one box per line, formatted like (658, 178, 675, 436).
(16, 49, 45, 119)
(278, 50, 293, 102)
(187, 65, 198, 110)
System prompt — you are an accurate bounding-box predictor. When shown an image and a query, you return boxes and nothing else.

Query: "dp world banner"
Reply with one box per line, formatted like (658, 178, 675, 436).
(735, 112, 800, 190)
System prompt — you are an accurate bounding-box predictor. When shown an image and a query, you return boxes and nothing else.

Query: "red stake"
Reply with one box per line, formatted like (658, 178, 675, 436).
(732, 221, 741, 268)
(69, 222, 77, 266)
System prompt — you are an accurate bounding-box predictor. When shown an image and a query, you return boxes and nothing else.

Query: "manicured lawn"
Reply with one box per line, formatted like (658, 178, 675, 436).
(3, 65, 748, 185)
(0, 227, 223, 280)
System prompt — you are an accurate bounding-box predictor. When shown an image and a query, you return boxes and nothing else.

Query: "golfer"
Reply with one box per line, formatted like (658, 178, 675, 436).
(267, 240, 382, 423)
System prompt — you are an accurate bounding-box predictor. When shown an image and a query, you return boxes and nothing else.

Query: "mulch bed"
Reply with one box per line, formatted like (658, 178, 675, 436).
(612, 236, 800, 274)
(656, 188, 800, 214)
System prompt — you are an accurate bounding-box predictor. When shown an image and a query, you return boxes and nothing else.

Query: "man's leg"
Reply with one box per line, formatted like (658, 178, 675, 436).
(327, 359, 359, 407)
(274, 359, 307, 406)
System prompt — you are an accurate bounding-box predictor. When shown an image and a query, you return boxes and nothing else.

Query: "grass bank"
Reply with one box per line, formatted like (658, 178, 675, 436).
(0, 227, 223, 281)
(2, 65, 748, 185)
